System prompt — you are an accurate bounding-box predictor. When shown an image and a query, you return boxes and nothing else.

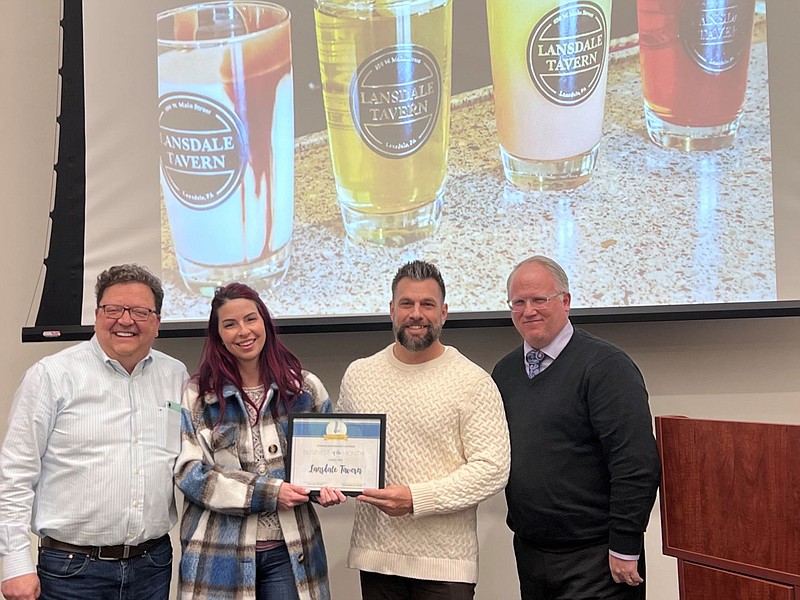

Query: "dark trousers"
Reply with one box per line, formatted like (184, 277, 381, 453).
(37, 535, 172, 600)
(360, 570, 476, 600)
(513, 536, 646, 600)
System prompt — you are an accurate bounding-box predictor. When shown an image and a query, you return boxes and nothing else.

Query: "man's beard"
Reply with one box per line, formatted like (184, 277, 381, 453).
(394, 320, 441, 352)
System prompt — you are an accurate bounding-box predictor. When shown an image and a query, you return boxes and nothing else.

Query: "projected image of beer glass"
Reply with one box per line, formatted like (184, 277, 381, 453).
(638, 0, 756, 151)
(487, 0, 611, 190)
(157, 2, 294, 295)
(315, 0, 452, 246)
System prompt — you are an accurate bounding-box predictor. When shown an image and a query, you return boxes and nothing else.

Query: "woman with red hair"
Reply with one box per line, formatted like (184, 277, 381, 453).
(175, 283, 344, 600)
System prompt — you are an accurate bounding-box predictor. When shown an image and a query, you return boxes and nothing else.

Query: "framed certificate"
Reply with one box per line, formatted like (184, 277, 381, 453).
(287, 413, 386, 496)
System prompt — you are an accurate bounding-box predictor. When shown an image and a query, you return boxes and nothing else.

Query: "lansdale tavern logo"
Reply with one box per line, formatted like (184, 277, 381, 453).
(158, 93, 246, 210)
(350, 44, 442, 159)
(681, 0, 750, 73)
(527, 1, 607, 107)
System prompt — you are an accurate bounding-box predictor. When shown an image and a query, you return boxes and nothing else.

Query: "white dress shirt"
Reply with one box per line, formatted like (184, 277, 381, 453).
(522, 321, 574, 372)
(0, 336, 188, 581)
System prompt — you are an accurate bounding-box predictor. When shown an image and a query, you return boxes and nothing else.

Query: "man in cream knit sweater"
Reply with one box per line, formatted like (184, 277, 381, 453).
(338, 260, 511, 600)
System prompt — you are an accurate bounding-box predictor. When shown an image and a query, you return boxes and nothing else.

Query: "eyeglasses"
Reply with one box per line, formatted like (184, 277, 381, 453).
(506, 293, 565, 313)
(98, 304, 158, 321)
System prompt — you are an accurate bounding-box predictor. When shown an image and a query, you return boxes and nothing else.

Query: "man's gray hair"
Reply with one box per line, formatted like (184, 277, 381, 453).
(506, 255, 570, 297)
(391, 260, 446, 301)
(95, 264, 164, 313)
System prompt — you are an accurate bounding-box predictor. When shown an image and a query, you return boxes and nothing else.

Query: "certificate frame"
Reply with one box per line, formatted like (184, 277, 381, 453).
(286, 413, 386, 496)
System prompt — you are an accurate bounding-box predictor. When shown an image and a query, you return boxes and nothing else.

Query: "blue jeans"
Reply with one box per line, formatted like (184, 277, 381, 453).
(256, 544, 299, 600)
(37, 535, 172, 600)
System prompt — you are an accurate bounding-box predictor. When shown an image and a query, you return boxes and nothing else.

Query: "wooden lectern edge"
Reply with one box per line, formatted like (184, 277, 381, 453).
(655, 416, 800, 588)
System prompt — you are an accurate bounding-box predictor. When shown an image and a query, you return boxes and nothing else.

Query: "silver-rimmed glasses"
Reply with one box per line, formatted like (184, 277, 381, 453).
(506, 292, 565, 313)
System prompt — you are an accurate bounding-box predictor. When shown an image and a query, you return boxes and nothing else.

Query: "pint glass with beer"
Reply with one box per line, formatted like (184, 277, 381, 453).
(638, 0, 756, 150)
(315, 0, 452, 246)
(158, 2, 294, 295)
(487, 0, 612, 190)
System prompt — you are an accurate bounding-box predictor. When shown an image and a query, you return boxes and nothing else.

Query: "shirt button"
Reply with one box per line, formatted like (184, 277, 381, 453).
(268, 444, 278, 454)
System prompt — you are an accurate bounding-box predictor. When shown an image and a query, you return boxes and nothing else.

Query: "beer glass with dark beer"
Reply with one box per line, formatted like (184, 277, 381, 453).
(638, 0, 756, 150)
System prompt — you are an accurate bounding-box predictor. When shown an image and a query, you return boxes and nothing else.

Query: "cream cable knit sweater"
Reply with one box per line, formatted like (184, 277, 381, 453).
(338, 344, 511, 584)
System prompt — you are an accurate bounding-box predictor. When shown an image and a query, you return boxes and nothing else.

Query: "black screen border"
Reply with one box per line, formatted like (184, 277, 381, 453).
(21, 300, 800, 342)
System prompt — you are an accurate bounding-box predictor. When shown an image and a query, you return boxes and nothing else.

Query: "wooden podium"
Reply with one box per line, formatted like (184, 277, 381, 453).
(655, 416, 800, 599)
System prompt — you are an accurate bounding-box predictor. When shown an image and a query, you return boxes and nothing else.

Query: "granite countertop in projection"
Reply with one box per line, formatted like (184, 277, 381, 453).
(162, 19, 774, 321)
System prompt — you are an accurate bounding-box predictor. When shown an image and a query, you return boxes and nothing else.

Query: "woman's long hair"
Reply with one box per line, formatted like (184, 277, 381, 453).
(194, 283, 303, 420)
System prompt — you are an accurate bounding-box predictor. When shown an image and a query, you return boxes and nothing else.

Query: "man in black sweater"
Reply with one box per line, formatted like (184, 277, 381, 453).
(492, 256, 660, 600)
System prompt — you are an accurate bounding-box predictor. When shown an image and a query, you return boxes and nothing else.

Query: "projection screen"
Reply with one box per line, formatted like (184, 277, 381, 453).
(22, 0, 800, 341)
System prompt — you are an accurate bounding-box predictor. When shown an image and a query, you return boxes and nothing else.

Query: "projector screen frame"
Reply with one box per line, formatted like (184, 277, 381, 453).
(21, 300, 800, 343)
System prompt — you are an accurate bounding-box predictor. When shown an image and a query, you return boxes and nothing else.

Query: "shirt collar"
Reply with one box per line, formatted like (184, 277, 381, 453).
(523, 320, 574, 361)
(90, 334, 153, 375)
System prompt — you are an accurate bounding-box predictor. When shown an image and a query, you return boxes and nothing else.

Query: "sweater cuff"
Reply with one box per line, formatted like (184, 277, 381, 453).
(408, 482, 436, 517)
(608, 531, 643, 557)
(2, 548, 36, 582)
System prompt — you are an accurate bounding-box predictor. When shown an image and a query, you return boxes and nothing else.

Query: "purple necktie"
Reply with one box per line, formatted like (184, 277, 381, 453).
(526, 349, 545, 379)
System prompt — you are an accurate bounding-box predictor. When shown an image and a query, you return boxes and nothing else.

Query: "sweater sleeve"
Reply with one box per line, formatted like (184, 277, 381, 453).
(174, 385, 282, 516)
(409, 376, 510, 517)
(585, 352, 661, 555)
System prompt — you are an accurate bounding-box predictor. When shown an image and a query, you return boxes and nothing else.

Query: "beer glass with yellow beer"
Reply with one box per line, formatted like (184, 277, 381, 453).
(487, 0, 612, 190)
(315, 0, 452, 246)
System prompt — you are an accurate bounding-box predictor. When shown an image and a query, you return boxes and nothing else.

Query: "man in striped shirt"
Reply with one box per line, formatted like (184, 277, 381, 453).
(0, 264, 188, 600)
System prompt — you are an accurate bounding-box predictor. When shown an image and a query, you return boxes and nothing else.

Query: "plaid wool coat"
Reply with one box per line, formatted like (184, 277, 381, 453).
(175, 371, 332, 600)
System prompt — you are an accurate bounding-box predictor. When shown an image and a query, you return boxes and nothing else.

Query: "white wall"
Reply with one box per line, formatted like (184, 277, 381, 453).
(2, 1, 799, 599)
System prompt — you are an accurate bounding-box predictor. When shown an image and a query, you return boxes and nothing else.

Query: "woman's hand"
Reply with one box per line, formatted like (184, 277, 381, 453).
(318, 486, 347, 507)
(277, 482, 311, 510)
